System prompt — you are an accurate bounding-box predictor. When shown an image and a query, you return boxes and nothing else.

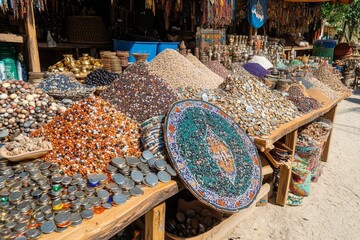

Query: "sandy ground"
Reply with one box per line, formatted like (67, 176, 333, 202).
(226, 89, 360, 240)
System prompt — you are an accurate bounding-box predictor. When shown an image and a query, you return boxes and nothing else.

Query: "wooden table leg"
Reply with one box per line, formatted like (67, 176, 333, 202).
(321, 105, 338, 162)
(145, 202, 166, 240)
(276, 129, 297, 206)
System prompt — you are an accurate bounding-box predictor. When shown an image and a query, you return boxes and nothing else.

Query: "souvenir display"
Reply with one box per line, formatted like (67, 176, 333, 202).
(31, 96, 141, 176)
(165, 100, 262, 213)
(47, 54, 103, 79)
(100, 63, 179, 123)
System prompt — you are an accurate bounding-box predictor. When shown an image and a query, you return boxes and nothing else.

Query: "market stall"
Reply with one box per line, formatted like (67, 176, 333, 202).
(0, 0, 357, 239)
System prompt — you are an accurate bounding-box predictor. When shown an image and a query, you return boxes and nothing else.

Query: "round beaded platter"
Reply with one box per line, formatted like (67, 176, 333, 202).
(164, 100, 262, 213)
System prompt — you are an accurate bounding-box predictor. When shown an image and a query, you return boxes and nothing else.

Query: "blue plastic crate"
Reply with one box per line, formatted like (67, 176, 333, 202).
(113, 40, 158, 62)
(314, 40, 337, 49)
(157, 42, 179, 54)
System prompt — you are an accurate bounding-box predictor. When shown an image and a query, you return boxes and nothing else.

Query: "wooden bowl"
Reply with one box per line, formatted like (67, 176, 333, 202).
(132, 53, 149, 62)
(0, 147, 52, 162)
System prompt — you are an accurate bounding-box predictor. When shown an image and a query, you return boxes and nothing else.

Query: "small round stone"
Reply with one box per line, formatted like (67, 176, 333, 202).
(113, 174, 125, 185)
(113, 193, 127, 205)
(81, 209, 94, 219)
(142, 150, 154, 161)
(166, 164, 177, 177)
(129, 186, 144, 196)
(126, 157, 140, 167)
(41, 221, 56, 234)
(154, 159, 167, 171)
(130, 170, 143, 183)
(145, 173, 158, 187)
(157, 171, 171, 183)
(102, 203, 112, 209)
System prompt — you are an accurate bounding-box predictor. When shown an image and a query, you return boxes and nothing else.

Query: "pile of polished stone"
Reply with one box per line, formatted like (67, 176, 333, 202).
(313, 65, 350, 93)
(0, 80, 66, 140)
(0, 152, 176, 238)
(178, 73, 301, 137)
(101, 63, 179, 123)
(31, 96, 141, 176)
(148, 49, 223, 89)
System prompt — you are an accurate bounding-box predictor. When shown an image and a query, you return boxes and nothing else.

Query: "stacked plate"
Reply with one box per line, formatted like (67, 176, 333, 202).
(141, 115, 167, 160)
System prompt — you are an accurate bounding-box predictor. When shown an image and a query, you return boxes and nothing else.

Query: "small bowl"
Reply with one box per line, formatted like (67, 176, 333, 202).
(132, 53, 149, 62)
(0, 147, 52, 162)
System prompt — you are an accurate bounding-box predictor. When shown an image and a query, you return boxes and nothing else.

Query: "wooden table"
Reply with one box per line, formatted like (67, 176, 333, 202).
(252, 92, 351, 206)
(41, 181, 181, 240)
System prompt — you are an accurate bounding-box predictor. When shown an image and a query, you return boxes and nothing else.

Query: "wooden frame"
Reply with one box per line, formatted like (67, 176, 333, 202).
(40, 181, 181, 240)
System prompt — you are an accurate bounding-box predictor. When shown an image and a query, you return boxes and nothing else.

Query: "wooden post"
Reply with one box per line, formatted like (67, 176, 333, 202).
(276, 129, 297, 206)
(25, 0, 41, 72)
(321, 105, 338, 162)
(145, 202, 166, 240)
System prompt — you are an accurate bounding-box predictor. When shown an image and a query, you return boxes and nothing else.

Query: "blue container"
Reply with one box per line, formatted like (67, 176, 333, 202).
(157, 42, 179, 54)
(313, 40, 338, 63)
(315, 40, 337, 48)
(113, 40, 158, 62)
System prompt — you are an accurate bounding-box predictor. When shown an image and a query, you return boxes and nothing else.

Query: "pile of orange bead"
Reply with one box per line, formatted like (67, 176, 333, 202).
(31, 96, 141, 176)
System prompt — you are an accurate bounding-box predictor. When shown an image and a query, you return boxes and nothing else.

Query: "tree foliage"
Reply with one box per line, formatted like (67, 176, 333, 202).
(321, 0, 360, 41)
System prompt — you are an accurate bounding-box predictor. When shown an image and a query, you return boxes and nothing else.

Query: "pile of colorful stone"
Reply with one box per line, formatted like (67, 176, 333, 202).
(0, 80, 66, 140)
(31, 96, 141, 176)
(101, 63, 178, 123)
(287, 85, 321, 113)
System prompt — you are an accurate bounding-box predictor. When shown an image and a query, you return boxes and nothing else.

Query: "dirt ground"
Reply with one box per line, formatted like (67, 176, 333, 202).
(226, 89, 360, 240)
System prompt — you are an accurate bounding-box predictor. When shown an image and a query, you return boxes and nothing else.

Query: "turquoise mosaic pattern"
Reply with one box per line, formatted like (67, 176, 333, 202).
(165, 100, 262, 213)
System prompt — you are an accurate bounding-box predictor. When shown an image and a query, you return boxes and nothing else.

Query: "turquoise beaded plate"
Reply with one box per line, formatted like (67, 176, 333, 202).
(164, 100, 262, 213)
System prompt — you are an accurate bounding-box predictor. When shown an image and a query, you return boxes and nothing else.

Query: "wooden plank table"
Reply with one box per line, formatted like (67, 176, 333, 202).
(41, 181, 181, 240)
(0, 33, 24, 43)
(165, 184, 271, 240)
(253, 92, 350, 150)
(253, 92, 351, 206)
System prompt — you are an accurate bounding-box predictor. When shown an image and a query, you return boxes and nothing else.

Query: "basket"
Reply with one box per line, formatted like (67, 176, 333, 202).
(165, 199, 223, 240)
(66, 16, 110, 44)
(47, 89, 95, 101)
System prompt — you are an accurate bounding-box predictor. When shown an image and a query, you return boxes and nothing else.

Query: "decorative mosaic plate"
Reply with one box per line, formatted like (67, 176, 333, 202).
(164, 100, 262, 213)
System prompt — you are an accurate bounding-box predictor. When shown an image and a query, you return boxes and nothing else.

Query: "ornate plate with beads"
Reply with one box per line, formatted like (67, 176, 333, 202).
(164, 100, 262, 213)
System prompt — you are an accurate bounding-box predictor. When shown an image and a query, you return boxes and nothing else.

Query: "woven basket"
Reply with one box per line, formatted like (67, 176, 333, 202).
(66, 16, 110, 44)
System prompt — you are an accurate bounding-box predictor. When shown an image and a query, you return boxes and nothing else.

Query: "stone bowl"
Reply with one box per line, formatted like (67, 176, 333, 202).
(132, 53, 149, 62)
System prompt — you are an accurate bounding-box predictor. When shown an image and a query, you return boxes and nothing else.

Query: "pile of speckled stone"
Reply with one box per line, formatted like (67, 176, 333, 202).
(0, 80, 66, 140)
(148, 49, 224, 89)
(31, 96, 141, 176)
(179, 73, 301, 137)
(101, 63, 179, 123)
